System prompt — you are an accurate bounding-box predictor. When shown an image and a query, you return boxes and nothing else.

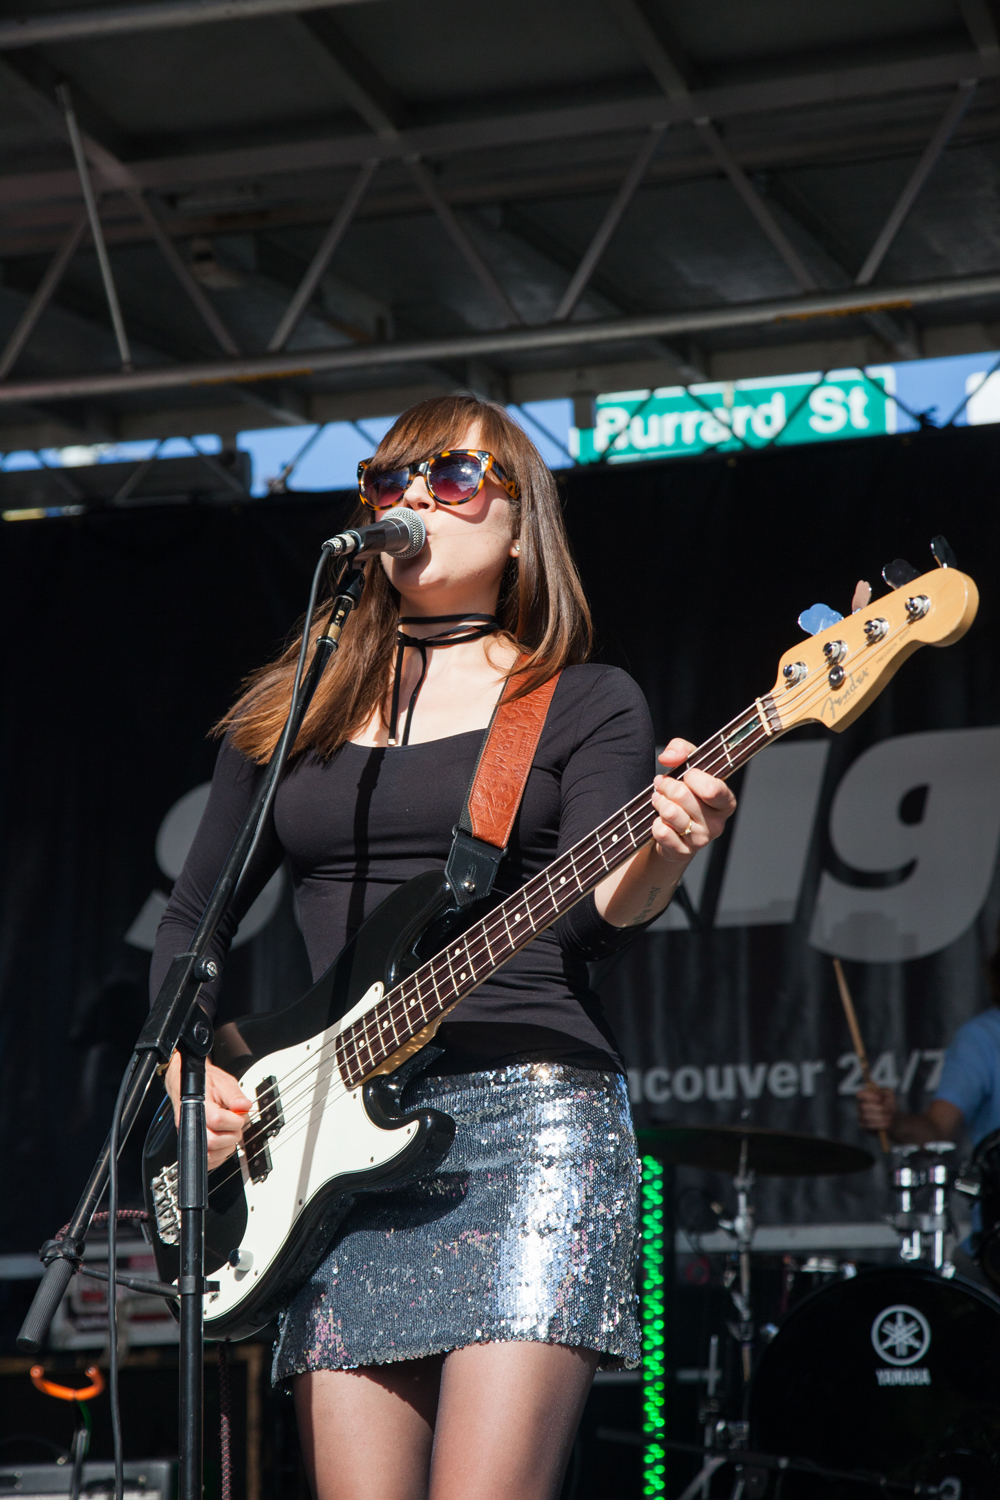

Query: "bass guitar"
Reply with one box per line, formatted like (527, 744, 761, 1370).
(142, 552, 978, 1339)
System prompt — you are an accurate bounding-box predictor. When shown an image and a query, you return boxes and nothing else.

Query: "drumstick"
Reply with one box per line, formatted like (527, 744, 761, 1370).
(832, 958, 890, 1154)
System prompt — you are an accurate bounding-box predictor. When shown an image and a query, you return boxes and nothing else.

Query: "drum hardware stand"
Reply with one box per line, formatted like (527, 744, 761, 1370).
(954, 1129, 1000, 1284)
(715, 1139, 756, 1382)
(678, 1335, 724, 1500)
(629, 1435, 963, 1498)
(16, 556, 366, 1500)
(891, 1142, 956, 1271)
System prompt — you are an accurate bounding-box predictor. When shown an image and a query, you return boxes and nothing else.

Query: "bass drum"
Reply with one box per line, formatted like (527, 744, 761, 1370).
(963, 1126, 1000, 1288)
(749, 1266, 1000, 1498)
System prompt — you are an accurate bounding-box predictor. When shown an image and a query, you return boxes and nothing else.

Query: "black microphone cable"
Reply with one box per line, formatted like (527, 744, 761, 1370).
(107, 1052, 138, 1500)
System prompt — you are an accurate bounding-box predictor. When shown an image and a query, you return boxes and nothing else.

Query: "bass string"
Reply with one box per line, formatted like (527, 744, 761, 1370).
(203, 734, 758, 1198)
(200, 613, 912, 1191)
(202, 792, 670, 1197)
(300, 616, 900, 1084)
(339, 707, 786, 1057)
(222, 789, 656, 1134)
(204, 1055, 351, 1200)
(340, 809, 657, 1075)
(212, 673, 809, 1125)
(204, 795, 677, 1196)
(196, 738, 860, 1201)
(206, 736, 755, 1190)
(198, 720, 776, 1200)
(197, 721, 780, 1196)
(221, 689, 802, 1135)
(338, 703, 787, 1068)
(323, 752, 731, 1085)
(220, 702, 784, 1140)
(220, 826, 637, 1167)
(202, 723, 769, 1199)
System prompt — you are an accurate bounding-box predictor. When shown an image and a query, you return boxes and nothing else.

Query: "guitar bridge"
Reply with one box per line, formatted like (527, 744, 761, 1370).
(151, 1162, 180, 1245)
(242, 1075, 285, 1184)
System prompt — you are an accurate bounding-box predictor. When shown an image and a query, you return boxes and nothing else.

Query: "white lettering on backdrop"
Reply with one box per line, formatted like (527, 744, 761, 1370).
(809, 727, 1000, 961)
(125, 727, 1000, 963)
(628, 1050, 945, 1106)
(125, 782, 285, 951)
(653, 728, 1000, 962)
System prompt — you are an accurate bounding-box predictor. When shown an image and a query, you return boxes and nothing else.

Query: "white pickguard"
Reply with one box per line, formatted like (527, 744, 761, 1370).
(199, 982, 419, 1327)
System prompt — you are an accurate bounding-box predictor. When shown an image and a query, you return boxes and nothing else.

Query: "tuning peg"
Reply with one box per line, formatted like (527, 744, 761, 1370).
(931, 535, 956, 569)
(798, 602, 844, 636)
(851, 580, 872, 613)
(883, 558, 919, 589)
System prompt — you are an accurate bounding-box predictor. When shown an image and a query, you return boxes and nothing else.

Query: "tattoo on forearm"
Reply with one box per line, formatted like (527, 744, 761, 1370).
(631, 886, 663, 926)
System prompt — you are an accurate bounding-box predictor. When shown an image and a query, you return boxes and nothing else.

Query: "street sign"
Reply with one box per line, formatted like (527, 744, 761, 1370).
(570, 367, 897, 463)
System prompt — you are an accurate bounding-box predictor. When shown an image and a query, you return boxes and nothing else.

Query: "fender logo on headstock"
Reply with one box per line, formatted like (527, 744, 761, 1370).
(822, 663, 871, 724)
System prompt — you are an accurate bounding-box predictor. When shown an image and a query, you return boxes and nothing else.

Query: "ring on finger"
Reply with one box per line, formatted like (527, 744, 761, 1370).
(681, 820, 695, 838)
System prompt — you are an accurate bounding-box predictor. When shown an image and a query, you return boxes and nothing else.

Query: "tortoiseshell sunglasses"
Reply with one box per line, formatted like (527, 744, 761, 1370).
(358, 449, 520, 510)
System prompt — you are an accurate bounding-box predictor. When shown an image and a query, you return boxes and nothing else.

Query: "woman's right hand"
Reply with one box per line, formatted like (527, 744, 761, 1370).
(164, 1053, 252, 1170)
(856, 1084, 897, 1135)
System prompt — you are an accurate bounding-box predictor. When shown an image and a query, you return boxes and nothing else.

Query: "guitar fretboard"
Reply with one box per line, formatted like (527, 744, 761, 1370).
(335, 692, 782, 1086)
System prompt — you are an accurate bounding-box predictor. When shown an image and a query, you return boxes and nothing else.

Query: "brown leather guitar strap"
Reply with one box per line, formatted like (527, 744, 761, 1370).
(444, 660, 561, 910)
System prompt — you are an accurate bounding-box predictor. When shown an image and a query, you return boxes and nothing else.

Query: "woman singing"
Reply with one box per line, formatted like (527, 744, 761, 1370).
(155, 394, 735, 1500)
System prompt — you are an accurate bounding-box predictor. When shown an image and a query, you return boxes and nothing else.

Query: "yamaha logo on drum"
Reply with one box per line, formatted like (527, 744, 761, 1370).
(871, 1304, 932, 1384)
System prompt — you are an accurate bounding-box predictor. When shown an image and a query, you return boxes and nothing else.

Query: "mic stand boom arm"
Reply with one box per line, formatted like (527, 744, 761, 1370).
(17, 555, 364, 1497)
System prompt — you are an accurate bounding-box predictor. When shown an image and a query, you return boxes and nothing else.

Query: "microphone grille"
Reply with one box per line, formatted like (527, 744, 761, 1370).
(381, 507, 426, 559)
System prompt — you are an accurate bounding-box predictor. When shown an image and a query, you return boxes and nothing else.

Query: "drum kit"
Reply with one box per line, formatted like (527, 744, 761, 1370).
(636, 1123, 1000, 1500)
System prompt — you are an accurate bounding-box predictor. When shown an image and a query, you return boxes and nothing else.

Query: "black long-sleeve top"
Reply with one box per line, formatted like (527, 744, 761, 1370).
(150, 663, 656, 1072)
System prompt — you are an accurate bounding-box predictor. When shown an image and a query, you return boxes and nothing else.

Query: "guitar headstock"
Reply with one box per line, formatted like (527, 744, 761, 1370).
(770, 563, 979, 734)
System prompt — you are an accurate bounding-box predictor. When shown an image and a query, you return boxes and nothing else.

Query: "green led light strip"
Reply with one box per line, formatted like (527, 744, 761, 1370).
(641, 1154, 666, 1497)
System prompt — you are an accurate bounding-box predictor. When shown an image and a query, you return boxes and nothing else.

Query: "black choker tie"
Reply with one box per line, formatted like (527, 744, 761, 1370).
(388, 614, 499, 746)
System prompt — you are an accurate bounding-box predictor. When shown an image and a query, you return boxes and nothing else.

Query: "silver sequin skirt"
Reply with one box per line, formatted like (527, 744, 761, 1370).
(271, 1062, 641, 1380)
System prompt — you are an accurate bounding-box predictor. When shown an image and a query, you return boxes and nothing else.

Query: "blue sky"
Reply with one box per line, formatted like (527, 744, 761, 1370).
(0, 401, 574, 495)
(891, 349, 1000, 429)
(234, 399, 575, 496)
(5, 353, 1000, 488)
(0, 432, 223, 471)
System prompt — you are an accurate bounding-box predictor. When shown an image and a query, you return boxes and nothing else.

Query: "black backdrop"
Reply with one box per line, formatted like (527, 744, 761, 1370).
(3, 421, 1000, 1256)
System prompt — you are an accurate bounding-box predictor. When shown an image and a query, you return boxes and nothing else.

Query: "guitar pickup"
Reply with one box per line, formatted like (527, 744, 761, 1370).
(243, 1075, 284, 1184)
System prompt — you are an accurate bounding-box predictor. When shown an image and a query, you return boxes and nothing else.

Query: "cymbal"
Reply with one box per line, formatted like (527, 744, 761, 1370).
(636, 1124, 874, 1177)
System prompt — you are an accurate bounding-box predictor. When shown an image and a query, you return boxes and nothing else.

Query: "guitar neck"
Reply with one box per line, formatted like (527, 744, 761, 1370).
(336, 691, 783, 1086)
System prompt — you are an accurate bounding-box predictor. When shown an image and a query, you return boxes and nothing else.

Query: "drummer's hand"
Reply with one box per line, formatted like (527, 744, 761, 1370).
(164, 1053, 251, 1170)
(856, 1084, 897, 1134)
(652, 739, 737, 864)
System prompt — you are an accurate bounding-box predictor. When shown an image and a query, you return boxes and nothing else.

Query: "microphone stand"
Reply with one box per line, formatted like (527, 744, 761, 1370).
(18, 555, 366, 1500)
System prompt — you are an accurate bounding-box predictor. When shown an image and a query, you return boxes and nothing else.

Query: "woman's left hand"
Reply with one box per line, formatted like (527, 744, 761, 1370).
(650, 737, 736, 864)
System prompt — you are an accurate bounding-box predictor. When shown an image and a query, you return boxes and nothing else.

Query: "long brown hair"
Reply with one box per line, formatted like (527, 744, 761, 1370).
(217, 395, 593, 762)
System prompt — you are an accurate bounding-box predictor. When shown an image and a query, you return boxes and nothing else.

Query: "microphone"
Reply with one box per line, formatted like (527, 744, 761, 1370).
(323, 507, 426, 560)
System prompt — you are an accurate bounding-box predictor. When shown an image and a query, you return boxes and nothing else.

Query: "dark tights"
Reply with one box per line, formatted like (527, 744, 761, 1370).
(294, 1340, 599, 1500)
